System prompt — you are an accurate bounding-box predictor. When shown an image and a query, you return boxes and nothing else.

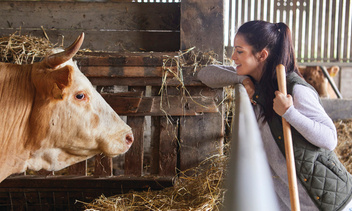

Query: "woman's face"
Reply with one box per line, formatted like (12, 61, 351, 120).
(231, 34, 264, 81)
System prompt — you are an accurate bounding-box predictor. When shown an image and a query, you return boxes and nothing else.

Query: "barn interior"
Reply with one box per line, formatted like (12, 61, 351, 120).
(0, 0, 351, 210)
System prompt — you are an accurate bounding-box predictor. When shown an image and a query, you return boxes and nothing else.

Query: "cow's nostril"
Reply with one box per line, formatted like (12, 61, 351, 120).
(126, 133, 134, 145)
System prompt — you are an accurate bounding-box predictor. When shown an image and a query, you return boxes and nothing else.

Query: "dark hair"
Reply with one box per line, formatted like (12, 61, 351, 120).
(237, 20, 301, 121)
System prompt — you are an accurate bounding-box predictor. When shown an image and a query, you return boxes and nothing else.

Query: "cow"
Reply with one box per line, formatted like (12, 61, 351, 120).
(298, 66, 340, 98)
(0, 33, 133, 182)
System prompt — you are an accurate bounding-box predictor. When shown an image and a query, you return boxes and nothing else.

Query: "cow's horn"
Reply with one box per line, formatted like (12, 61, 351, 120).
(44, 32, 85, 68)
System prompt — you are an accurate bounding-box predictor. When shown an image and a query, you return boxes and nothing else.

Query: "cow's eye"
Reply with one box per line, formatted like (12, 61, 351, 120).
(75, 93, 85, 100)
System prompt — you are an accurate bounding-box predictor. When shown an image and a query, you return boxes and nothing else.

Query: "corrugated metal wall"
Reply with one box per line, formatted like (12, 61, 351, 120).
(133, 0, 180, 2)
(225, 0, 352, 64)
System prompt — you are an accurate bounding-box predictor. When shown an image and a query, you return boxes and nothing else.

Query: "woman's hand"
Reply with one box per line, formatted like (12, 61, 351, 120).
(273, 91, 293, 116)
(242, 78, 255, 103)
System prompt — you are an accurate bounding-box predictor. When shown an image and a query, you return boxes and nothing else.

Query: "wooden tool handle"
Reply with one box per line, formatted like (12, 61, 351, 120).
(276, 64, 301, 211)
(276, 64, 287, 95)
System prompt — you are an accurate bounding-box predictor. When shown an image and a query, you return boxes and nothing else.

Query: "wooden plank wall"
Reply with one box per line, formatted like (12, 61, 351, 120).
(0, 50, 223, 209)
(75, 51, 222, 176)
(0, 0, 225, 177)
(180, 0, 224, 172)
(0, 1, 180, 52)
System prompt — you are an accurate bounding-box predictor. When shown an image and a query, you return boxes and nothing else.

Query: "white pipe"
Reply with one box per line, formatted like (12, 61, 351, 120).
(223, 84, 279, 211)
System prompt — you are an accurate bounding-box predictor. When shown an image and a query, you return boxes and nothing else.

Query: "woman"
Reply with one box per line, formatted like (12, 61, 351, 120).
(197, 20, 352, 211)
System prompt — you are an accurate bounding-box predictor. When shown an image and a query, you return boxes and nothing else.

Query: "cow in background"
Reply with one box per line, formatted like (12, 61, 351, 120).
(0, 33, 133, 182)
(298, 66, 340, 98)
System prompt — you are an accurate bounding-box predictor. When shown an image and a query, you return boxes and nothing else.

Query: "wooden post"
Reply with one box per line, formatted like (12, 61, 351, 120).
(94, 154, 112, 177)
(124, 87, 146, 176)
(276, 64, 300, 211)
(181, 0, 224, 61)
(179, 0, 224, 171)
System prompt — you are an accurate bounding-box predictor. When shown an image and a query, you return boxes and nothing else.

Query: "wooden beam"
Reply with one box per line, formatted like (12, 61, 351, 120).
(181, 0, 224, 61)
(94, 154, 113, 177)
(158, 117, 178, 176)
(179, 0, 224, 172)
(0, 29, 179, 52)
(124, 87, 146, 176)
(0, 2, 180, 31)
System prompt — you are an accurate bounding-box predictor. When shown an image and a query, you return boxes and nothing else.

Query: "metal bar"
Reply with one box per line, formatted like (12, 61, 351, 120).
(304, 0, 311, 62)
(330, 0, 337, 61)
(324, 0, 331, 61)
(299, 62, 352, 67)
(311, 0, 317, 61)
(320, 66, 343, 99)
(259, 0, 264, 20)
(223, 84, 279, 211)
(254, 0, 258, 20)
(317, 0, 323, 60)
(228, 0, 233, 46)
(344, 0, 351, 61)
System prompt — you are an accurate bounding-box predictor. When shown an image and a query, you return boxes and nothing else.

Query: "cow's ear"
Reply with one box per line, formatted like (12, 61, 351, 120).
(327, 66, 340, 77)
(50, 66, 73, 99)
(33, 65, 73, 99)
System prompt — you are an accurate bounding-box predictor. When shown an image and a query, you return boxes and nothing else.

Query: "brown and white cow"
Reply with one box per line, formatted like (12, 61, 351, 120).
(0, 33, 133, 182)
(298, 66, 340, 98)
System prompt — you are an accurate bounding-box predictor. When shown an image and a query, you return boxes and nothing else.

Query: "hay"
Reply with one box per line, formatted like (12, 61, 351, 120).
(334, 119, 352, 174)
(81, 151, 228, 211)
(0, 32, 55, 64)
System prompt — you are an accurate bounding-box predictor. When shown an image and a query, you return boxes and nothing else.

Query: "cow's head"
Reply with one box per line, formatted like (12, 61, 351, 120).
(298, 66, 339, 98)
(26, 33, 134, 171)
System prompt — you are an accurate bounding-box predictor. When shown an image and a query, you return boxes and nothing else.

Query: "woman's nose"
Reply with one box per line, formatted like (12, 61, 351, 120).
(231, 52, 236, 61)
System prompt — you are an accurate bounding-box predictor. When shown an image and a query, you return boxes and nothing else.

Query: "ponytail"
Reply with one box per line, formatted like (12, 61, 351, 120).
(274, 22, 299, 76)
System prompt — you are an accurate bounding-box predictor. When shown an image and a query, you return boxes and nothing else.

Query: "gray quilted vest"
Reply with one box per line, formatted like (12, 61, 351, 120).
(253, 72, 352, 211)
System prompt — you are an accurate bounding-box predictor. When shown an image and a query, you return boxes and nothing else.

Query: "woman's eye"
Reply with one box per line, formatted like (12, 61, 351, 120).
(237, 51, 243, 54)
(75, 93, 85, 100)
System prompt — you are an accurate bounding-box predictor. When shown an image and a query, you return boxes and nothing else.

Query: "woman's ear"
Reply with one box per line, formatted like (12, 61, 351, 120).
(257, 49, 269, 62)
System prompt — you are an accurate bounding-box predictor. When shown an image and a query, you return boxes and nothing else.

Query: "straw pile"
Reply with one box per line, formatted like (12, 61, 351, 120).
(0, 32, 55, 64)
(334, 119, 352, 173)
(81, 152, 228, 211)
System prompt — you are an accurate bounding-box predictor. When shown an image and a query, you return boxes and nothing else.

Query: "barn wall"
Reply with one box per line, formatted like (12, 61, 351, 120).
(0, 1, 180, 52)
(340, 67, 352, 99)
